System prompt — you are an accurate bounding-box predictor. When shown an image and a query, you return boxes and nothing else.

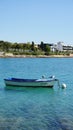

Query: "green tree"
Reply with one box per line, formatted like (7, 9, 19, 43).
(40, 41, 44, 51)
(25, 42, 31, 50)
(31, 41, 35, 51)
(2, 42, 11, 52)
(45, 45, 50, 55)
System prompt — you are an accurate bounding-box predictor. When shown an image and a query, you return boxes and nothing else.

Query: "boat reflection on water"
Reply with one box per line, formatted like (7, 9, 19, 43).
(5, 86, 28, 91)
(4, 85, 55, 94)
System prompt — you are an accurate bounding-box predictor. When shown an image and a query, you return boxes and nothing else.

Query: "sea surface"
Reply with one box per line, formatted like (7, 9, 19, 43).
(0, 57, 73, 130)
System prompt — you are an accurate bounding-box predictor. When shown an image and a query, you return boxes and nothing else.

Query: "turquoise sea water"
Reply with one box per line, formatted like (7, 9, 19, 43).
(0, 57, 73, 130)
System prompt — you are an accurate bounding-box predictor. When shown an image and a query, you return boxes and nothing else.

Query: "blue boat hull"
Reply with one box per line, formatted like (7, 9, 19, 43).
(4, 78, 57, 88)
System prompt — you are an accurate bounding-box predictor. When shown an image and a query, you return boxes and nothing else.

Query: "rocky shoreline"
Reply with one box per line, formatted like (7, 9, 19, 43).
(0, 53, 73, 58)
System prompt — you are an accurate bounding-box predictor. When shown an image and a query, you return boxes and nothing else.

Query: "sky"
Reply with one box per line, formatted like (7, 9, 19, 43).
(0, 0, 73, 45)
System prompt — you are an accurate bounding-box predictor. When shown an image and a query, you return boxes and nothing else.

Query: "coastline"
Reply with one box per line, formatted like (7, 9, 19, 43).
(0, 53, 73, 58)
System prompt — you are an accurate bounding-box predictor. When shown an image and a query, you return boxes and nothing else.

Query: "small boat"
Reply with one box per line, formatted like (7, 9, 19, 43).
(4, 76, 58, 88)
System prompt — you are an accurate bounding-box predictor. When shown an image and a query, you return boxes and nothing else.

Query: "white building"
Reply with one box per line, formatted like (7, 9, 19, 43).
(51, 44, 57, 52)
(57, 42, 63, 51)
